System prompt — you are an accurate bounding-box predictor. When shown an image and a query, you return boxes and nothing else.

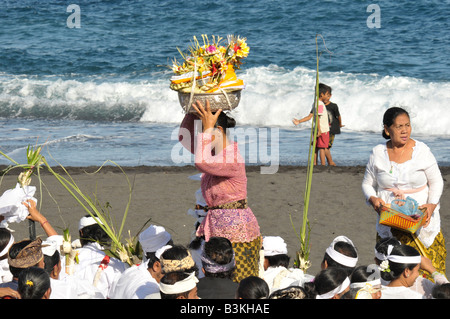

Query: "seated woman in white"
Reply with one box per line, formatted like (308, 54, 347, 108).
(262, 236, 313, 293)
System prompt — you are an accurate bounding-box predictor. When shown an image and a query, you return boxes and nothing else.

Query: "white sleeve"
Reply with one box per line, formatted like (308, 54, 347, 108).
(362, 151, 378, 202)
(424, 162, 443, 205)
(420, 143, 443, 205)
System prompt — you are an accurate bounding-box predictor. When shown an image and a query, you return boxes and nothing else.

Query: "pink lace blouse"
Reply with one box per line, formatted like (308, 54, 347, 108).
(179, 114, 260, 242)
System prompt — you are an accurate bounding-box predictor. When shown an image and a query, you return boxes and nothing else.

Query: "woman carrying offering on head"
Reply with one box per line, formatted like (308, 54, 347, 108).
(178, 100, 261, 283)
(362, 107, 446, 280)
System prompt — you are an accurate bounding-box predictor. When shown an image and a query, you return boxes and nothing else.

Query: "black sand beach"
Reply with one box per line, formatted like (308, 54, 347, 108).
(1, 164, 449, 278)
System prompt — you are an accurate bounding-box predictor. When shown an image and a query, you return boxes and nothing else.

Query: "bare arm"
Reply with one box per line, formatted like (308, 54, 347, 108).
(292, 113, 313, 125)
(22, 200, 58, 237)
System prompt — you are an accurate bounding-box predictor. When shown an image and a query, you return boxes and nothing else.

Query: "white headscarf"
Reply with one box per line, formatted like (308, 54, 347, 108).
(325, 236, 358, 268)
(386, 244, 421, 264)
(159, 272, 198, 295)
(0, 233, 14, 257)
(138, 225, 171, 254)
(78, 216, 104, 231)
(263, 236, 288, 256)
(316, 277, 350, 299)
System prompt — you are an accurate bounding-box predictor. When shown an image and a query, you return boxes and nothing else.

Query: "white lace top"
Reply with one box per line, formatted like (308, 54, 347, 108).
(362, 139, 444, 248)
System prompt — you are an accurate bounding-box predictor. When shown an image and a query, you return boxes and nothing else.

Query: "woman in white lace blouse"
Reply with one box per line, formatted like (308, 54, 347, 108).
(362, 107, 446, 280)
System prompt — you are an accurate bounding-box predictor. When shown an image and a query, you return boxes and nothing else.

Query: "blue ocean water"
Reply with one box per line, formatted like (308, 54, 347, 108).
(1, 0, 449, 167)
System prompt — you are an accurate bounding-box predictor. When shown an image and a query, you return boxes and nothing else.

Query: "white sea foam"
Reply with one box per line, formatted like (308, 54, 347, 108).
(1, 67, 449, 136)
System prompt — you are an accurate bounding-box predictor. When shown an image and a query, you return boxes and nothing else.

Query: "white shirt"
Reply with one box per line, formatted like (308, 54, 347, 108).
(362, 140, 444, 247)
(263, 266, 314, 294)
(380, 275, 448, 299)
(380, 285, 426, 299)
(59, 275, 106, 299)
(73, 242, 128, 298)
(109, 262, 160, 299)
(50, 277, 78, 299)
(310, 101, 329, 133)
(0, 259, 12, 283)
(190, 245, 205, 279)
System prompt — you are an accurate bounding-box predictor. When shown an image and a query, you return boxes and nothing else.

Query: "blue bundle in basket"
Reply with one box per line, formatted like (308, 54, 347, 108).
(390, 197, 421, 219)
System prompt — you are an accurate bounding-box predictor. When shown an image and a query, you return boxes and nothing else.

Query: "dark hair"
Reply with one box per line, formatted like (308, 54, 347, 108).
(188, 220, 205, 250)
(313, 268, 348, 297)
(79, 215, 111, 247)
(318, 83, 332, 96)
(144, 238, 174, 269)
(322, 241, 358, 276)
(374, 237, 401, 264)
(350, 265, 380, 284)
(265, 254, 290, 268)
(202, 237, 235, 279)
(380, 245, 420, 282)
(268, 286, 308, 299)
(8, 240, 37, 278)
(18, 267, 51, 299)
(382, 107, 410, 139)
(236, 276, 269, 299)
(0, 228, 12, 261)
(214, 112, 236, 133)
(432, 283, 450, 299)
(43, 250, 60, 275)
(188, 236, 204, 250)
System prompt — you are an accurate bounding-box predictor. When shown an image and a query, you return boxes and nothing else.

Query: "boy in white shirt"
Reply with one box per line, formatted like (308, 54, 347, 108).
(293, 83, 330, 165)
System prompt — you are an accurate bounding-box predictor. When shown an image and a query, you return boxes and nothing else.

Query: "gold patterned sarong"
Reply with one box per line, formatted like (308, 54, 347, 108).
(231, 236, 261, 283)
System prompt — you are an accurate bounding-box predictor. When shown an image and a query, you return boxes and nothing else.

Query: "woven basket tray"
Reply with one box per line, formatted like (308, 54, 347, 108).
(379, 204, 426, 234)
(178, 90, 241, 113)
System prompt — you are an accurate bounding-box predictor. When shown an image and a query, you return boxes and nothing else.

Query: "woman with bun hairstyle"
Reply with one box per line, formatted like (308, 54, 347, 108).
(307, 267, 350, 299)
(18, 267, 51, 299)
(362, 106, 446, 280)
(379, 244, 424, 298)
(179, 100, 261, 283)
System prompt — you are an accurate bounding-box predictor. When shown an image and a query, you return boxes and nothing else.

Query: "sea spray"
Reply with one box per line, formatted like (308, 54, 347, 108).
(1, 69, 449, 135)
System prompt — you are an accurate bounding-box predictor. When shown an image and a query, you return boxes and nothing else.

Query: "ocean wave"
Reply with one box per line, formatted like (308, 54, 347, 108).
(1, 66, 449, 135)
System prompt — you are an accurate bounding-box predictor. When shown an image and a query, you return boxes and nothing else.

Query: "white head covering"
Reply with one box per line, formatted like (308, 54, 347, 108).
(316, 277, 350, 299)
(263, 236, 288, 256)
(0, 233, 14, 257)
(187, 188, 208, 227)
(78, 216, 103, 231)
(42, 239, 59, 257)
(325, 236, 358, 268)
(159, 271, 198, 295)
(350, 279, 381, 289)
(374, 247, 387, 261)
(155, 245, 172, 260)
(138, 225, 171, 254)
(386, 244, 421, 264)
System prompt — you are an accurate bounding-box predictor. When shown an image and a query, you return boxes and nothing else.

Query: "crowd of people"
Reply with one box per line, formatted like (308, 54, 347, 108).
(1, 209, 449, 299)
(0, 96, 448, 299)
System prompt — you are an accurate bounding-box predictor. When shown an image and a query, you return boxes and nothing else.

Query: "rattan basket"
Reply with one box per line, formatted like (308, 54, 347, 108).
(379, 204, 426, 234)
(178, 90, 242, 113)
